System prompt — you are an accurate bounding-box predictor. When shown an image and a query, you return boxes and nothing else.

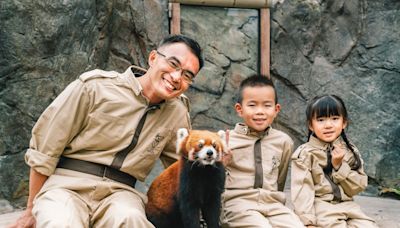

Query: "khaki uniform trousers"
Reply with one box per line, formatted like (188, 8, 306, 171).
(32, 169, 154, 228)
(221, 189, 304, 228)
(314, 199, 378, 228)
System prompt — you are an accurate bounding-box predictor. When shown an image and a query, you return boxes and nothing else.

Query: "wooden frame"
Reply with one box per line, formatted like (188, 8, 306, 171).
(168, 0, 273, 78)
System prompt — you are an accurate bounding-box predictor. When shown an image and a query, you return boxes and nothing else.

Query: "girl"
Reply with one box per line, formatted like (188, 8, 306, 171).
(291, 95, 377, 228)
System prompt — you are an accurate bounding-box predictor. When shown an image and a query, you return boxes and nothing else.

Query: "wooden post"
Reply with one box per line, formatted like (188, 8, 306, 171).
(170, 3, 181, 34)
(260, 8, 270, 78)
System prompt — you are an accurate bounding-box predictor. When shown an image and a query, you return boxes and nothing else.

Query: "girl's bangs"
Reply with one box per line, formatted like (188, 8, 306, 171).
(312, 97, 343, 118)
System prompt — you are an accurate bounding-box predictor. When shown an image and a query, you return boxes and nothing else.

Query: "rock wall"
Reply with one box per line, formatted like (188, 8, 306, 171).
(0, 0, 398, 208)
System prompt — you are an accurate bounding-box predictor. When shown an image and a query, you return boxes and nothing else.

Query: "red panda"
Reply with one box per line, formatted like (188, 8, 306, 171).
(146, 128, 227, 228)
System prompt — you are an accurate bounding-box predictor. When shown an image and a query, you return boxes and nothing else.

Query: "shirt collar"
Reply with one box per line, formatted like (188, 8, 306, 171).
(308, 134, 344, 150)
(234, 123, 270, 138)
(122, 66, 144, 96)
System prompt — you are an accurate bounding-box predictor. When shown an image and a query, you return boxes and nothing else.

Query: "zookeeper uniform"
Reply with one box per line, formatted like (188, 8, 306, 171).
(291, 135, 377, 228)
(220, 123, 304, 228)
(25, 66, 191, 228)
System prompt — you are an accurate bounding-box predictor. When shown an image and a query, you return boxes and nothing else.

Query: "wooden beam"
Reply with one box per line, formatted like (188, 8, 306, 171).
(170, 3, 181, 34)
(169, 0, 272, 8)
(260, 8, 270, 78)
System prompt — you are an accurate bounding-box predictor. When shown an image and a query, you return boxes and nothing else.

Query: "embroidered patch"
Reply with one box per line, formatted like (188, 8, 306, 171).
(146, 133, 166, 155)
(271, 155, 281, 173)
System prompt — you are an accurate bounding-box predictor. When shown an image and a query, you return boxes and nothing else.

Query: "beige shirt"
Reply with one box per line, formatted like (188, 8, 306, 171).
(291, 135, 368, 225)
(25, 66, 191, 182)
(224, 123, 293, 203)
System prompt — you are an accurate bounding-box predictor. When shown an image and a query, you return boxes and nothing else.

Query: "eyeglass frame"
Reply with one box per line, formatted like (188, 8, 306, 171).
(155, 50, 196, 84)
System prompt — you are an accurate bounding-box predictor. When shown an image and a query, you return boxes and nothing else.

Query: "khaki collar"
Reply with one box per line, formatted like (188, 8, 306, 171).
(234, 123, 270, 138)
(122, 66, 144, 96)
(308, 134, 344, 150)
(123, 66, 176, 107)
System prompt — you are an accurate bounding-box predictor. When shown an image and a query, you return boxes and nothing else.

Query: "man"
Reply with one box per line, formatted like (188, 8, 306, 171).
(10, 34, 203, 228)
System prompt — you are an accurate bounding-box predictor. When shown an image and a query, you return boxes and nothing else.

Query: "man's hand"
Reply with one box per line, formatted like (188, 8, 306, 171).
(8, 207, 35, 228)
(331, 145, 346, 170)
(9, 168, 47, 228)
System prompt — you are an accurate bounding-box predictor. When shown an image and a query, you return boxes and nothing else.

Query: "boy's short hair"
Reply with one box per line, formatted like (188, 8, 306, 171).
(237, 74, 278, 104)
(158, 34, 204, 70)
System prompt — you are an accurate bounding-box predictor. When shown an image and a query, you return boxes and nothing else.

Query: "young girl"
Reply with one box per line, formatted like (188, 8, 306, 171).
(291, 95, 377, 228)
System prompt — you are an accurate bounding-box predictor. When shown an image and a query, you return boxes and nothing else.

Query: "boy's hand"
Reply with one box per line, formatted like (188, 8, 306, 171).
(8, 207, 36, 228)
(222, 149, 232, 166)
(331, 145, 346, 170)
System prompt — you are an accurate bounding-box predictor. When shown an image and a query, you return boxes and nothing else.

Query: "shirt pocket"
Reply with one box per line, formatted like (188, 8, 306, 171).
(81, 111, 127, 150)
(264, 153, 281, 178)
(311, 165, 324, 185)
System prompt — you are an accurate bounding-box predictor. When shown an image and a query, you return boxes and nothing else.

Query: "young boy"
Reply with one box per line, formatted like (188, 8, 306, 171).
(220, 75, 304, 228)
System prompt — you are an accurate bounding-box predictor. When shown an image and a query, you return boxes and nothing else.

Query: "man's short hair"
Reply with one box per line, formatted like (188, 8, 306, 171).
(158, 34, 204, 69)
(237, 74, 278, 104)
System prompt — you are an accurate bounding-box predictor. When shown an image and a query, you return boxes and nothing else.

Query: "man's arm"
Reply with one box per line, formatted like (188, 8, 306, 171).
(8, 168, 48, 228)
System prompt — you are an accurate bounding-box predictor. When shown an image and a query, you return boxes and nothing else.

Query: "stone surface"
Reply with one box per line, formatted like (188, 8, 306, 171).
(0, 0, 399, 210)
(2, 194, 399, 227)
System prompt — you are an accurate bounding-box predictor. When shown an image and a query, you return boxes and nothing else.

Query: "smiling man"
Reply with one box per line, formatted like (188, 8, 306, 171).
(10, 35, 203, 228)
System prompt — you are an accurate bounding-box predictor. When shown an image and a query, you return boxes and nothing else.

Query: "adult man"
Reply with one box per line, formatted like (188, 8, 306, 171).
(10, 34, 203, 228)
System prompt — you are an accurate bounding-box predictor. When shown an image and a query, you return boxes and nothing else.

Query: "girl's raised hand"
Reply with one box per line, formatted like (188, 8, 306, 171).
(331, 145, 346, 170)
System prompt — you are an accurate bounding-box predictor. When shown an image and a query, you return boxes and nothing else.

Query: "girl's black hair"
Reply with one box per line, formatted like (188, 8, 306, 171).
(306, 95, 361, 173)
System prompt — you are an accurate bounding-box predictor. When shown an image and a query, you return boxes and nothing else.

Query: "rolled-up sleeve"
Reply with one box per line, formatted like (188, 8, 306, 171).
(25, 79, 90, 176)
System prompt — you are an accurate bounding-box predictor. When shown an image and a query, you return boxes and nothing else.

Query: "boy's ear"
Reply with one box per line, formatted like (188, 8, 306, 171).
(235, 103, 243, 116)
(275, 103, 281, 113)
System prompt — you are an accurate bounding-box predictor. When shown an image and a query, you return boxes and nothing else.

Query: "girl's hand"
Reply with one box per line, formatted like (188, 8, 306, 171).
(307, 225, 319, 228)
(331, 145, 346, 170)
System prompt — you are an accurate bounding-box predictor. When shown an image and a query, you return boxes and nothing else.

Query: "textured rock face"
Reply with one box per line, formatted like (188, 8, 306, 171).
(0, 0, 169, 207)
(0, 0, 399, 207)
(181, 0, 400, 191)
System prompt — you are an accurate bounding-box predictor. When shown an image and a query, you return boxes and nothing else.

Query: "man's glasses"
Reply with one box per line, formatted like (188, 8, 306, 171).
(156, 50, 195, 84)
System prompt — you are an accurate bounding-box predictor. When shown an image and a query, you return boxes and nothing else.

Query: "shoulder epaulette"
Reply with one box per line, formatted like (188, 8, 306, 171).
(292, 144, 308, 159)
(78, 69, 119, 82)
(130, 65, 147, 76)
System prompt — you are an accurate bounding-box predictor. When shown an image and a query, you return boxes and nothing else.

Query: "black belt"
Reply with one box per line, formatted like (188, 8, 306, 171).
(57, 157, 137, 188)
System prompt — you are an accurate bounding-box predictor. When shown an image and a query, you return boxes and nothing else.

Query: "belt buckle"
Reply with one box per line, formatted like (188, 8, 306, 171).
(102, 166, 110, 179)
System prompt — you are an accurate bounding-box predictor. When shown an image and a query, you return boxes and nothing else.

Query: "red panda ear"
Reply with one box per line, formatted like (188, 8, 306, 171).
(176, 128, 189, 154)
(217, 130, 228, 153)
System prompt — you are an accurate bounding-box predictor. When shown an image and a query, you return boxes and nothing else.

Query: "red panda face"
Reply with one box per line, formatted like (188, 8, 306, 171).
(177, 128, 226, 166)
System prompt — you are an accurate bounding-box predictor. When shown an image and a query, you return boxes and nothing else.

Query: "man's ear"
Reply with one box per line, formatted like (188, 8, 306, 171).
(148, 50, 157, 67)
(235, 103, 243, 117)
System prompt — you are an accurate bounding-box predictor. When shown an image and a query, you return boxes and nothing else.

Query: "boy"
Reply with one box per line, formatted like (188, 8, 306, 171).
(220, 75, 304, 228)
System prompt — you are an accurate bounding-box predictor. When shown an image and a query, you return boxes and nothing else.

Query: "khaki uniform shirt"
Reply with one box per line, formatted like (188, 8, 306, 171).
(291, 135, 368, 225)
(224, 123, 294, 204)
(25, 66, 191, 182)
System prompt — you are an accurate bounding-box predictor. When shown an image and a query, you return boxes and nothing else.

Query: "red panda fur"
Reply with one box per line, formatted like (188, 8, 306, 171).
(146, 128, 226, 228)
